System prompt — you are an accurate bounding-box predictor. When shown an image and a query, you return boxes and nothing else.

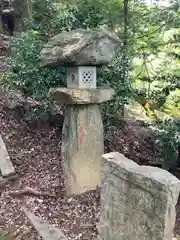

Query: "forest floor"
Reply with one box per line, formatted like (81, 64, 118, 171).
(0, 86, 180, 239)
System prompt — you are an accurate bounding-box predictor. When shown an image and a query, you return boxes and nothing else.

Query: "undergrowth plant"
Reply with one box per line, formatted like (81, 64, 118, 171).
(98, 50, 131, 130)
(149, 118, 180, 171)
(7, 30, 66, 102)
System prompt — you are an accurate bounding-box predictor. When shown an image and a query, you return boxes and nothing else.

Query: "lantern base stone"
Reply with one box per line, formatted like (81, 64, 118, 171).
(50, 87, 115, 195)
(49, 87, 115, 105)
(62, 104, 103, 195)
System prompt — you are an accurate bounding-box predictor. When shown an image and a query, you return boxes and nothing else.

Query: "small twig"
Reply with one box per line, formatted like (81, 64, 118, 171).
(0, 174, 18, 188)
(0, 178, 8, 188)
(14, 228, 32, 240)
(9, 186, 56, 198)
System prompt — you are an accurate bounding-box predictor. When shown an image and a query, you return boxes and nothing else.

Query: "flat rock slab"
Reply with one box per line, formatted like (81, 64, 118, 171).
(40, 28, 121, 67)
(49, 87, 115, 104)
(0, 135, 15, 177)
(100, 152, 180, 240)
(23, 207, 68, 240)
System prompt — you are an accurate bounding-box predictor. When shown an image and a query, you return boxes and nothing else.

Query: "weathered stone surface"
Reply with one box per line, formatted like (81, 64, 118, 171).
(40, 28, 121, 67)
(23, 207, 68, 240)
(100, 152, 180, 240)
(49, 87, 115, 105)
(0, 135, 15, 176)
(62, 104, 104, 195)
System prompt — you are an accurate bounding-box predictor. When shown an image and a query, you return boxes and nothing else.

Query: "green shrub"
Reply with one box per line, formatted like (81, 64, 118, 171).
(7, 30, 66, 102)
(149, 118, 180, 171)
(98, 50, 131, 129)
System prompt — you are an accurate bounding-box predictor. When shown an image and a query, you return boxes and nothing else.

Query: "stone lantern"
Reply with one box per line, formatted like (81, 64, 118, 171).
(66, 66, 96, 89)
(40, 28, 121, 195)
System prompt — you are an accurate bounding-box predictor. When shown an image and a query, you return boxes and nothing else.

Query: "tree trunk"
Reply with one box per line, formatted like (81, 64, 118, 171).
(123, 0, 128, 48)
(0, 0, 4, 34)
(12, 0, 32, 32)
(21, 0, 32, 20)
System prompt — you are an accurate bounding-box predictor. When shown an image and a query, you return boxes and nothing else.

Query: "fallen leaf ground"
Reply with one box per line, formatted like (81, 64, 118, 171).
(0, 86, 180, 239)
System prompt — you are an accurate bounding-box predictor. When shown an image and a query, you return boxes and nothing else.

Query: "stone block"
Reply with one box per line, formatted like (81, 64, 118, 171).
(62, 104, 104, 195)
(0, 135, 15, 176)
(23, 207, 68, 240)
(40, 28, 121, 67)
(99, 152, 180, 240)
(49, 87, 115, 105)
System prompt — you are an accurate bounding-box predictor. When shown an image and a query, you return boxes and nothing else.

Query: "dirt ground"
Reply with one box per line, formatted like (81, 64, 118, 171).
(0, 87, 180, 239)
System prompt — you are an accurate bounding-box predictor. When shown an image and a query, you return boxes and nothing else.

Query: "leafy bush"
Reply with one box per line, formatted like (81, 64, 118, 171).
(98, 50, 131, 129)
(7, 30, 66, 102)
(149, 118, 180, 171)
